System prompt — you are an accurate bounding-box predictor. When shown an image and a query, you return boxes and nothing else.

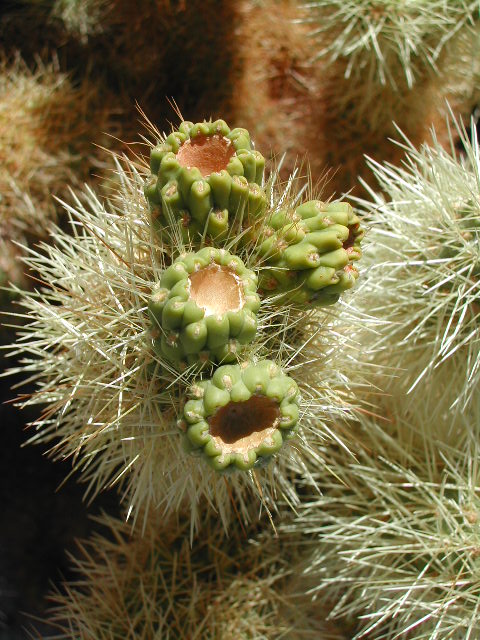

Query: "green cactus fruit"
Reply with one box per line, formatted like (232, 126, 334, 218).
(253, 200, 363, 305)
(144, 120, 266, 243)
(149, 247, 261, 365)
(181, 359, 300, 471)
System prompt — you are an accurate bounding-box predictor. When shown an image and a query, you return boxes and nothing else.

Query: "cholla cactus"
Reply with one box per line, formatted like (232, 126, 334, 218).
(9, 122, 364, 531)
(304, 0, 478, 89)
(285, 114, 480, 637)
(47, 509, 348, 640)
(354, 114, 480, 417)
(291, 420, 480, 639)
(300, 1, 479, 194)
(0, 55, 115, 297)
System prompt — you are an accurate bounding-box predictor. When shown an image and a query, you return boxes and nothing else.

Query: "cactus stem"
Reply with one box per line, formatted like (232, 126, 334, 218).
(176, 134, 235, 177)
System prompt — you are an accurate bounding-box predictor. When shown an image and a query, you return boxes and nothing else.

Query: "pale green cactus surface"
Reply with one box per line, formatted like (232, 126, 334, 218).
(254, 200, 363, 305)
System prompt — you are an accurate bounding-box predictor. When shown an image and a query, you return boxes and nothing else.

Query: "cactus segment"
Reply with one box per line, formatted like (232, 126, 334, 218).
(149, 248, 261, 364)
(145, 120, 267, 243)
(182, 360, 300, 471)
(254, 200, 364, 305)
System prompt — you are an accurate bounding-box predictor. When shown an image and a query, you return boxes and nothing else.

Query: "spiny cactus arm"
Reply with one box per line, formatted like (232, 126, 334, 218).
(254, 200, 363, 305)
(47, 507, 347, 639)
(6, 149, 364, 532)
(289, 420, 480, 638)
(352, 113, 480, 410)
(303, 0, 478, 88)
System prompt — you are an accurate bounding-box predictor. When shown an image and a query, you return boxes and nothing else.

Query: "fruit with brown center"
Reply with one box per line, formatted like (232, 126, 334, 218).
(144, 120, 266, 244)
(149, 247, 260, 365)
(181, 360, 300, 471)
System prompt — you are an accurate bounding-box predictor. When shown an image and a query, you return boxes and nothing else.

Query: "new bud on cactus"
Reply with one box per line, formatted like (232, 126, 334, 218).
(181, 359, 300, 471)
(149, 247, 261, 365)
(144, 119, 266, 243)
(255, 200, 363, 305)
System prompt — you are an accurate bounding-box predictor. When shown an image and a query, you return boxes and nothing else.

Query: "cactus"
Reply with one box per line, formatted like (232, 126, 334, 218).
(47, 508, 348, 640)
(144, 119, 266, 244)
(354, 114, 480, 417)
(181, 360, 300, 472)
(301, 0, 479, 194)
(304, 0, 478, 91)
(253, 199, 363, 305)
(149, 247, 260, 365)
(290, 419, 480, 639)
(0, 56, 116, 300)
(7, 2, 480, 636)
(8, 134, 363, 531)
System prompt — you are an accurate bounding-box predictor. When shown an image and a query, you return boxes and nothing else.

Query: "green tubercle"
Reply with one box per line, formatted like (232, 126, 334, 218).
(181, 360, 300, 472)
(253, 200, 364, 305)
(144, 119, 266, 243)
(149, 247, 261, 365)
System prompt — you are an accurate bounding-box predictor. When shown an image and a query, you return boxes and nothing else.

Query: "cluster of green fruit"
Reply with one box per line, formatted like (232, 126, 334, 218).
(145, 120, 363, 472)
